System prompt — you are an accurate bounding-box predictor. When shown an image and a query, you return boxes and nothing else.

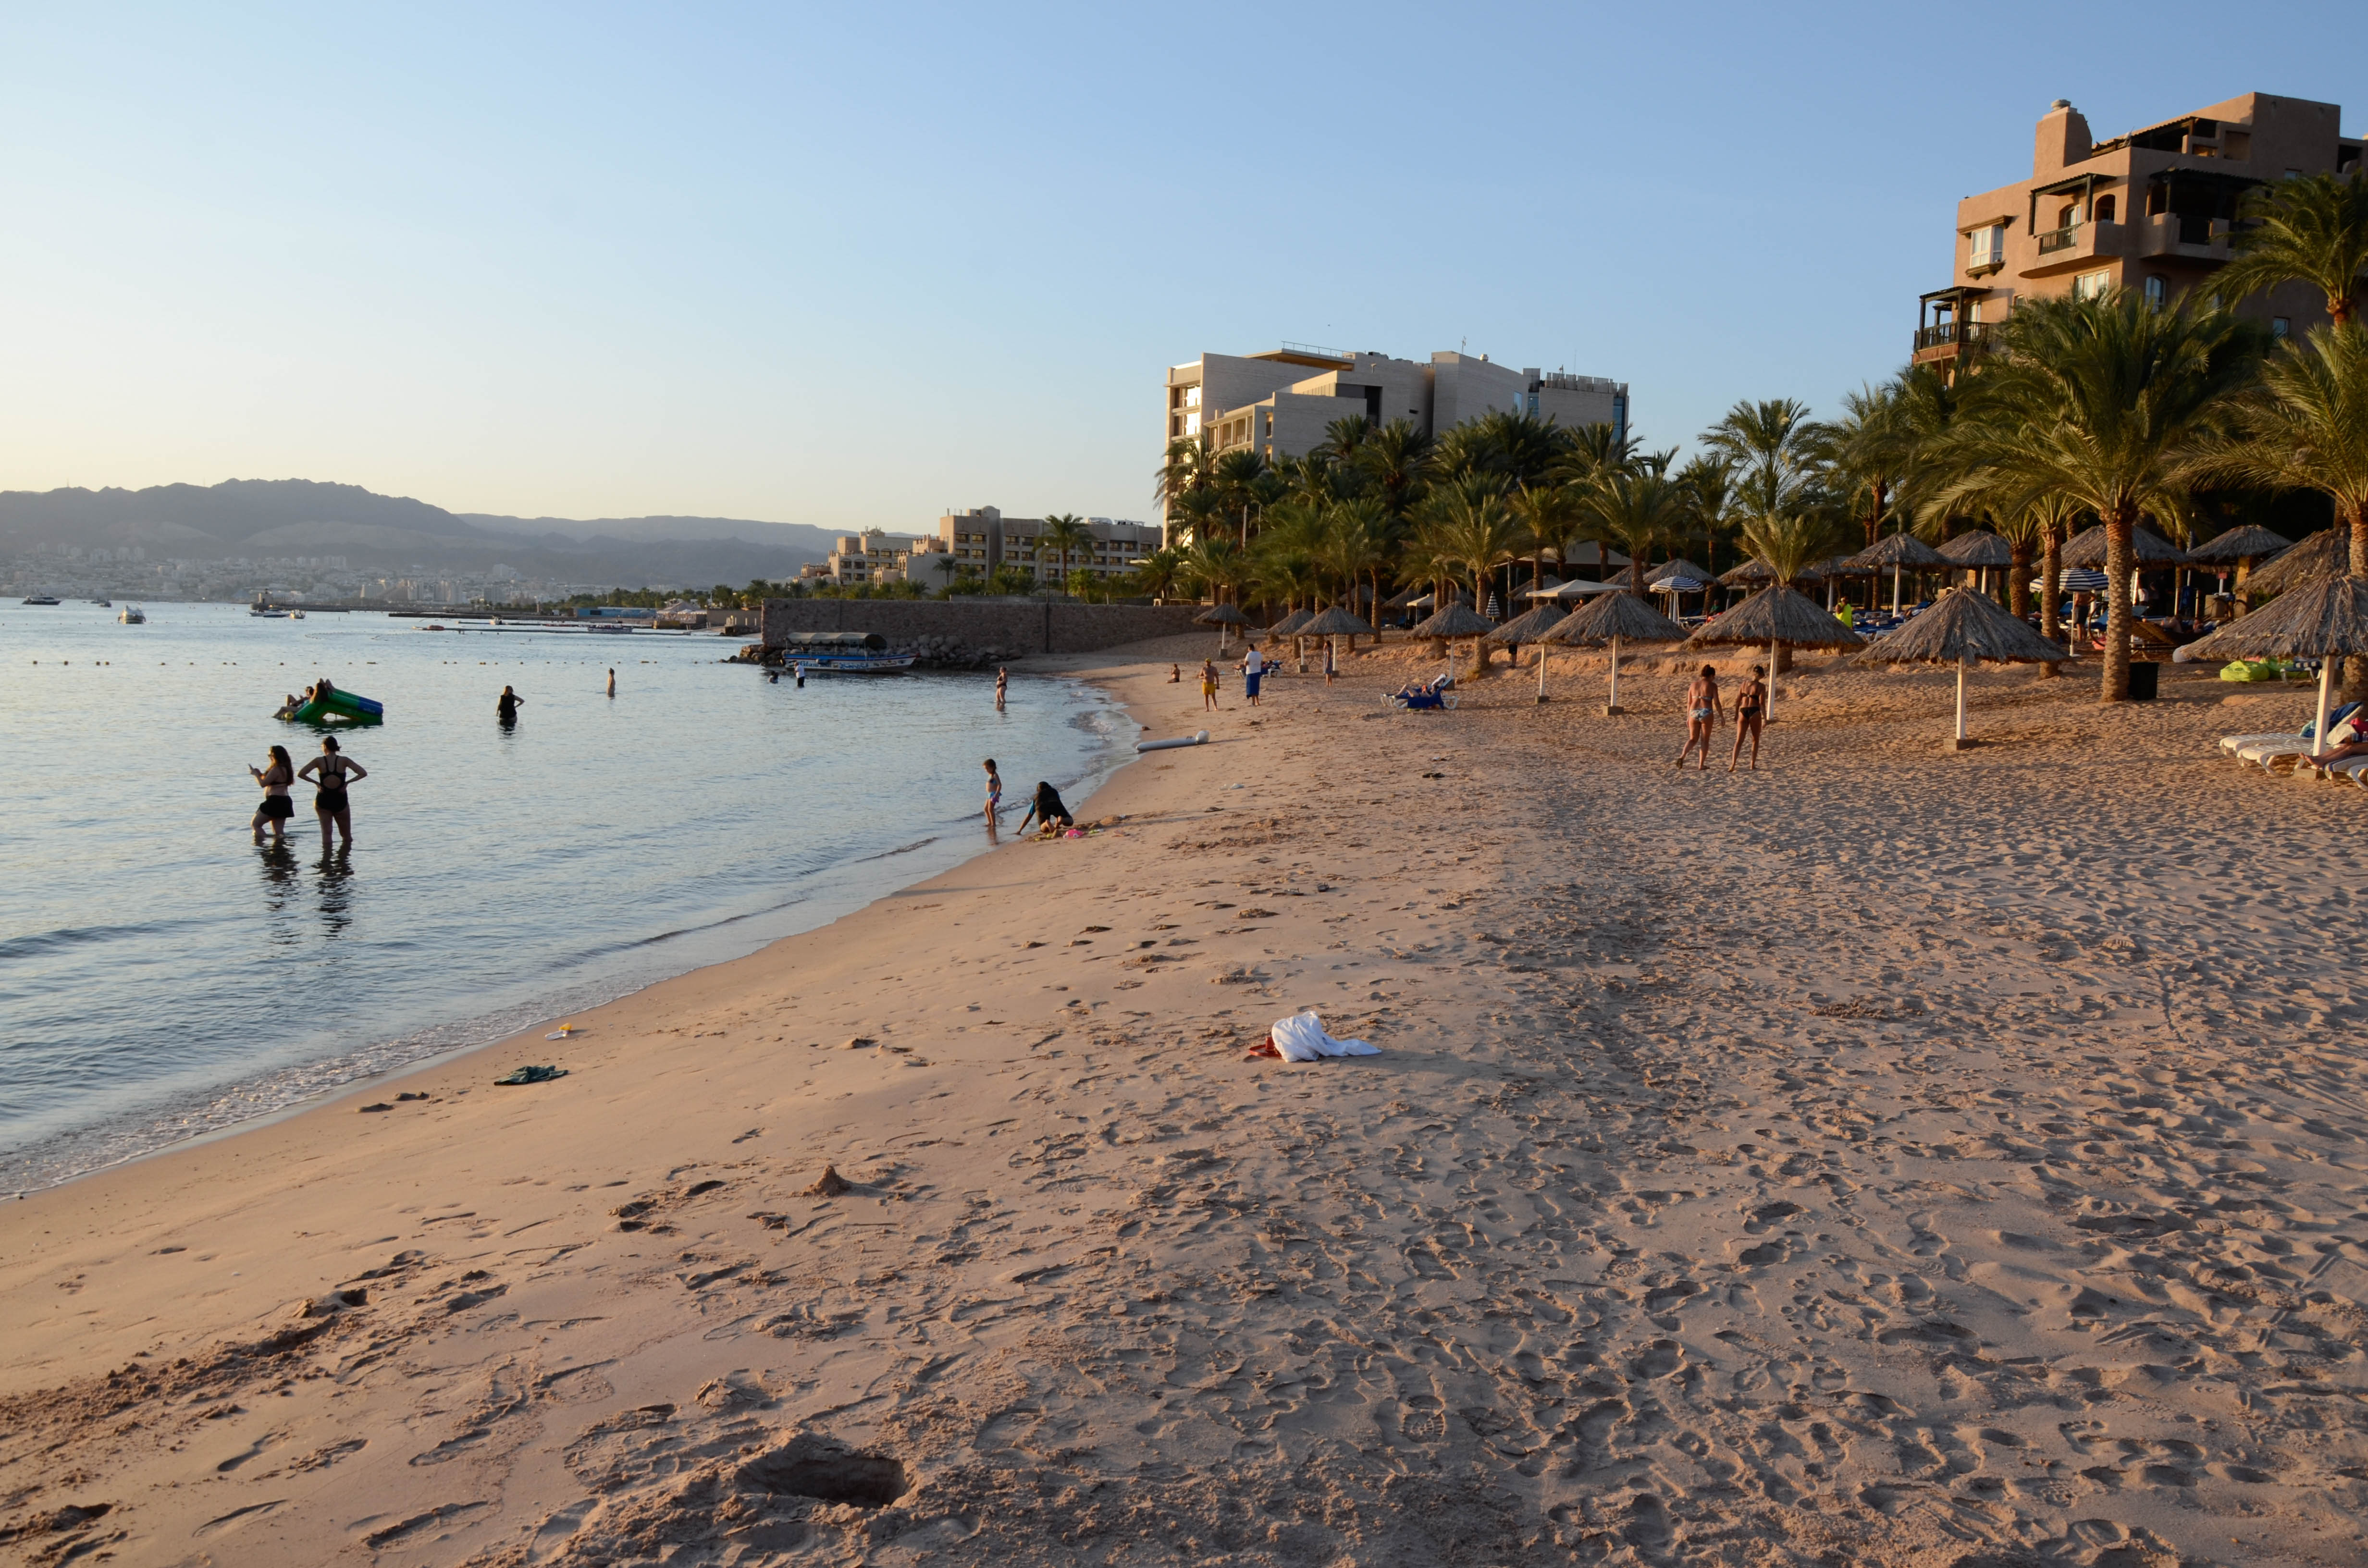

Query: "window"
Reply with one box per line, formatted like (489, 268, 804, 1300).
(1183, 412, 1200, 438)
(2143, 275, 2167, 307)
(2273, 317, 2292, 339)
(1183, 386, 1201, 408)
(2093, 194, 2116, 224)
(1968, 224, 2005, 270)
(2058, 204, 2078, 229)
(2072, 269, 2113, 301)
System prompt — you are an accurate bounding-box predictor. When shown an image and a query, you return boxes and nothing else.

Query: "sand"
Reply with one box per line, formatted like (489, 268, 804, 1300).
(3, 633, 2367, 1568)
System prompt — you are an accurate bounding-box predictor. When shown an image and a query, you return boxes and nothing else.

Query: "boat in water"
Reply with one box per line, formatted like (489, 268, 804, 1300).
(250, 607, 292, 619)
(21, 594, 60, 605)
(773, 631, 914, 674)
(119, 604, 147, 624)
(91, 598, 111, 607)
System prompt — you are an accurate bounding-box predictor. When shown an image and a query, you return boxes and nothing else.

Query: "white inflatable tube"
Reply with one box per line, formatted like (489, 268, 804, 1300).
(1136, 730, 1210, 753)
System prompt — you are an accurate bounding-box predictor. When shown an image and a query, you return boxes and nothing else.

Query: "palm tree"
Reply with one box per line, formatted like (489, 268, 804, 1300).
(1130, 547, 1185, 602)
(1673, 453, 1739, 575)
(1355, 417, 1435, 518)
(1167, 488, 1225, 548)
(1180, 534, 1252, 608)
(1506, 484, 1579, 594)
(2220, 171, 2368, 326)
(1579, 467, 1688, 596)
(1039, 514, 1091, 596)
(1212, 449, 1270, 548)
(1418, 480, 1521, 662)
(1825, 381, 1905, 550)
(1155, 436, 1214, 524)
(1701, 398, 1831, 521)
(1732, 510, 1853, 672)
(1320, 415, 1373, 463)
(1936, 290, 2262, 701)
(1321, 498, 1394, 639)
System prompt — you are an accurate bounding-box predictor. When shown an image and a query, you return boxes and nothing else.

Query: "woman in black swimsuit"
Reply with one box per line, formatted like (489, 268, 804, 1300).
(1729, 664, 1767, 772)
(298, 735, 367, 848)
(249, 744, 296, 845)
(496, 685, 524, 725)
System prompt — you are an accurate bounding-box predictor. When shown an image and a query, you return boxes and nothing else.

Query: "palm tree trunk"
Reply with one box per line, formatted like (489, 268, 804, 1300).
(2009, 540, 2033, 620)
(2101, 507, 2136, 702)
(2344, 502, 2368, 703)
(2038, 526, 2063, 678)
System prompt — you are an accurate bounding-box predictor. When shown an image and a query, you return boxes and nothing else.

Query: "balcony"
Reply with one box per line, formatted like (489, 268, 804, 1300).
(1912, 320, 1997, 359)
(2035, 226, 2077, 254)
(2139, 211, 2241, 259)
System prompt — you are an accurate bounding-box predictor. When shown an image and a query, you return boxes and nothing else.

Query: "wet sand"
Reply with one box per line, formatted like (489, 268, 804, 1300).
(3, 633, 2365, 1567)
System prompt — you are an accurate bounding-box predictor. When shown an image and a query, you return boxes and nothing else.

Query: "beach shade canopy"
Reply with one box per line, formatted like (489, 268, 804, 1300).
(1266, 607, 1314, 637)
(1848, 532, 1950, 570)
(1409, 602, 1498, 639)
(2059, 522, 2188, 566)
(1858, 586, 2068, 666)
(1195, 602, 1249, 625)
(1381, 584, 1429, 609)
(2185, 524, 2294, 566)
(2189, 576, 2368, 758)
(1299, 605, 1374, 637)
(1528, 577, 1624, 600)
(2241, 528, 2345, 598)
(1484, 601, 1568, 645)
(1938, 530, 2016, 568)
(1645, 558, 1713, 588)
(1721, 558, 1823, 588)
(2037, 566, 2111, 594)
(1814, 553, 1874, 576)
(1542, 589, 1688, 646)
(1856, 586, 2066, 748)
(1686, 584, 1869, 651)
(2188, 575, 2368, 662)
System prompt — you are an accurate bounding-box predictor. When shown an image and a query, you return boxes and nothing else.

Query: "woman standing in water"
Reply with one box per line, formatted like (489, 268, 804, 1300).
(496, 685, 524, 724)
(249, 744, 296, 845)
(1675, 663, 1722, 771)
(298, 735, 367, 849)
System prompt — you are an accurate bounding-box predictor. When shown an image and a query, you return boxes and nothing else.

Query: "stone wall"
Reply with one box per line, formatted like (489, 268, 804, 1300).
(760, 599, 1206, 656)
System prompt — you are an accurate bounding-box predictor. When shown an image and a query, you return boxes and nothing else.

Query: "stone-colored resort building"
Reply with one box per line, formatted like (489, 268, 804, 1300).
(1163, 344, 1629, 475)
(803, 512, 1162, 588)
(1915, 91, 2363, 378)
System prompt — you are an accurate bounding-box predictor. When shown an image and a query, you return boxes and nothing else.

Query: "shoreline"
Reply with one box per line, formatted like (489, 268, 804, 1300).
(4, 634, 2365, 1567)
(0, 666, 1138, 1198)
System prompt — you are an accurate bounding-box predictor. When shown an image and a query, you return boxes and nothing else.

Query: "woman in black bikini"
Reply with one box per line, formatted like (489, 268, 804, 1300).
(1730, 664, 1767, 772)
(298, 735, 367, 848)
(249, 744, 296, 845)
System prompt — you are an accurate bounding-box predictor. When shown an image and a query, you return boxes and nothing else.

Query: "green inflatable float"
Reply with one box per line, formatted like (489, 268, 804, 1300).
(280, 686, 385, 725)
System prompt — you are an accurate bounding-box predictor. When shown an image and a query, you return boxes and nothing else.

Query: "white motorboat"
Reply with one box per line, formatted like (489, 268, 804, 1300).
(119, 604, 147, 624)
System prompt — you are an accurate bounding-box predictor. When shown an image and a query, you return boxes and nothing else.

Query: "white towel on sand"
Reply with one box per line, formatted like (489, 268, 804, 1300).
(1269, 1012, 1379, 1063)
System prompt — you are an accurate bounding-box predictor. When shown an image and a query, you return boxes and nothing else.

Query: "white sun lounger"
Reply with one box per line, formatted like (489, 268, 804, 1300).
(2220, 732, 2305, 755)
(2296, 753, 2368, 784)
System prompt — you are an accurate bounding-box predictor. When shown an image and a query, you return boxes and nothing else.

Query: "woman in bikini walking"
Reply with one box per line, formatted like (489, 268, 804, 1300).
(1675, 663, 1722, 771)
(1729, 664, 1767, 772)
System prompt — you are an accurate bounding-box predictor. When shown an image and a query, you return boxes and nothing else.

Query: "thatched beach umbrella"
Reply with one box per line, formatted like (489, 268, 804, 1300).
(1410, 601, 1496, 682)
(1856, 587, 2068, 749)
(2241, 528, 2343, 600)
(2185, 524, 2293, 607)
(1196, 601, 1248, 651)
(2060, 522, 2188, 566)
(1849, 533, 1950, 615)
(1938, 530, 2014, 600)
(1684, 584, 1865, 718)
(1528, 578, 1623, 601)
(2188, 576, 2368, 760)
(1267, 607, 1313, 638)
(1542, 589, 1687, 714)
(1486, 601, 1569, 703)
(1299, 604, 1372, 671)
(1720, 558, 1823, 588)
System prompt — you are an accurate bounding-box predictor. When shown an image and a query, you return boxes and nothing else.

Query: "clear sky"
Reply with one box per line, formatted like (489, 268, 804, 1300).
(3, 2, 2363, 529)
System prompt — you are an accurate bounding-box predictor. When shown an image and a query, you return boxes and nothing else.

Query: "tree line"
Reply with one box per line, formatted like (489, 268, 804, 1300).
(1144, 170, 2368, 703)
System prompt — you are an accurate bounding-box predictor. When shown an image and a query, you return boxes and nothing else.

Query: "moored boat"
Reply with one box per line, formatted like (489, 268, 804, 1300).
(772, 631, 913, 674)
(119, 604, 147, 624)
(21, 594, 60, 605)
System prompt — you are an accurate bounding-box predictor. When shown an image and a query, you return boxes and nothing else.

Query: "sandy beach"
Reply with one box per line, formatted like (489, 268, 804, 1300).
(4, 635, 2367, 1568)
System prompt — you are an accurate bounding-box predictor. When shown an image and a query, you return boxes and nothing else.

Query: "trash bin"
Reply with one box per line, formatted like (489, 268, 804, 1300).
(2127, 660, 2160, 701)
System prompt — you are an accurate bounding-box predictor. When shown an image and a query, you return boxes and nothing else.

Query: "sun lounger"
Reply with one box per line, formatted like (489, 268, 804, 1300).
(1387, 672, 1458, 711)
(2220, 732, 2305, 754)
(2296, 753, 2368, 783)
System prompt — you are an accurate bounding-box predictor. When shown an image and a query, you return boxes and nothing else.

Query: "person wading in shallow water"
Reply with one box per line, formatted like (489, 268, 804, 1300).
(995, 667, 1008, 712)
(496, 685, 524, 725)
(249, 745, 295, 845)
(298, 735, 366, 849)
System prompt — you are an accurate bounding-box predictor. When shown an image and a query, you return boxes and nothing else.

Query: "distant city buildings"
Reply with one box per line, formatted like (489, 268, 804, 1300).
(1915, 92, 2364, 378)
(799, 512, 1161, 589)
(1163, 344, 1629, 498)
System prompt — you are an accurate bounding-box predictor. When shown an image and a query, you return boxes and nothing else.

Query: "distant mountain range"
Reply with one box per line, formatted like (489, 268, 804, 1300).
(0, 478, 840, 586)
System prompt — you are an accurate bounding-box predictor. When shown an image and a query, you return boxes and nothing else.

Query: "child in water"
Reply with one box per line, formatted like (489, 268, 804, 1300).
(982, 759, 1002, 824)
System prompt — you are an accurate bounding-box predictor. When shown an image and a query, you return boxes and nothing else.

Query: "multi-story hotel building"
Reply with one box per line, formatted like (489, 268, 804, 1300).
(1163, 345, 1628, 483)
(1915, 93, 2363, 378)
(933, 508, 1163, 588)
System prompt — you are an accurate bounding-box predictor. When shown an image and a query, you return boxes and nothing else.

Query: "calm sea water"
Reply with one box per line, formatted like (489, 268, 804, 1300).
(0, 601, 1132, 1189)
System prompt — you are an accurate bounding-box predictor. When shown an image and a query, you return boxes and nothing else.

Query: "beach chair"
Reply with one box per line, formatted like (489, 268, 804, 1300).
(1387, 673, 1458, 711)
(2297, 754, 2368, 784)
